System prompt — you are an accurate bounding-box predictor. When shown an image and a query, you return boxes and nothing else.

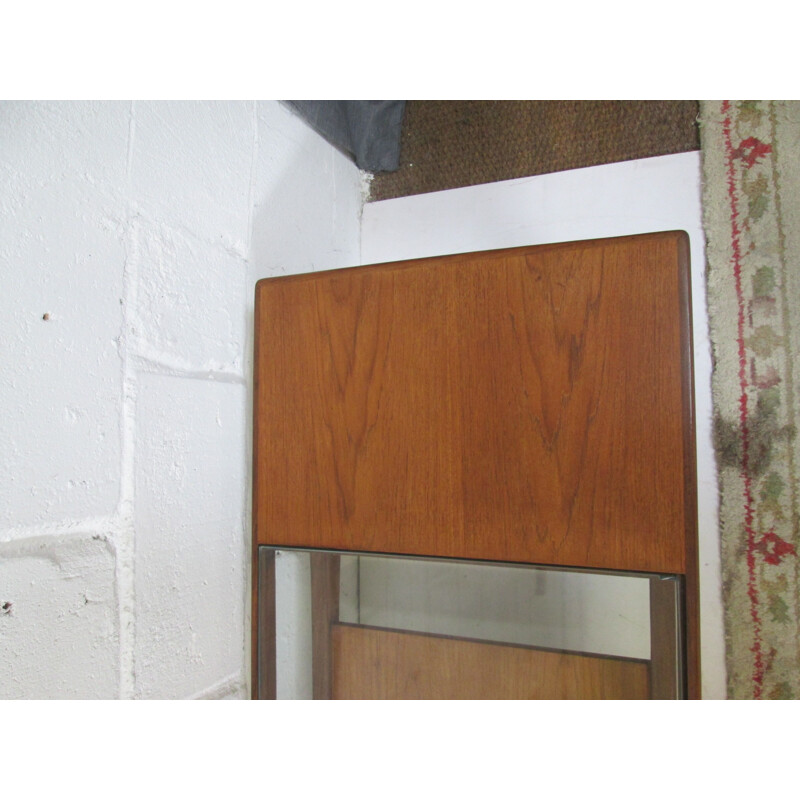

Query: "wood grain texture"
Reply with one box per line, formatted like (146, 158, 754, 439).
(253, 232, 693, 574)
(331, 623, 650, 700)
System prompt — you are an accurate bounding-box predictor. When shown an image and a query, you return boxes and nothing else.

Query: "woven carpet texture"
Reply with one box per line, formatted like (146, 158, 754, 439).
(700, 101, 800, 699)
(369, 100, 700, 201)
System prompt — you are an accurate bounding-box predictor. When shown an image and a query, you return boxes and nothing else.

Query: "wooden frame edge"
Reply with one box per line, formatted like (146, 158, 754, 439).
(677, 230, 701, 699)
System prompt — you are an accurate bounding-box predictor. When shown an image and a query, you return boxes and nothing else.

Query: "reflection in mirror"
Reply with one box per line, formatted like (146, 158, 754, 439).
(268, 548, 682, 700)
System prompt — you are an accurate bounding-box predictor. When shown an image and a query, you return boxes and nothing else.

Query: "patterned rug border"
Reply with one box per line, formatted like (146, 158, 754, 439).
(701, 100, 800, 699)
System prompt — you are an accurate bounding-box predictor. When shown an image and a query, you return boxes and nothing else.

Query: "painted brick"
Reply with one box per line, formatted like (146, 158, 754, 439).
(0, 101, 130, 190)
(0, 535, 119, 699)
(1, 100, 366, 700)
(132, 218, 247, 374)
(134, 373, 246, 698)
(0, 177, 125, 527)
(129, 101, 254, 251)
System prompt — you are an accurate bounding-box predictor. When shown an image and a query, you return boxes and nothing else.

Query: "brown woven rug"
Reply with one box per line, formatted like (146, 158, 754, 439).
(369, 100, 700, 200)
(700, 101, 800, 699)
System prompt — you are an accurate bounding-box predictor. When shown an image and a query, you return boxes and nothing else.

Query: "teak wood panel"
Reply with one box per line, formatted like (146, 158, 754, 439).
(330, 624, 650, 700)
(253, 232, 693, 574)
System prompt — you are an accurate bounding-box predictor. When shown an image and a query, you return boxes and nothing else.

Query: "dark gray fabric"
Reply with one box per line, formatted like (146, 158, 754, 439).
(284, 101, 406, 172)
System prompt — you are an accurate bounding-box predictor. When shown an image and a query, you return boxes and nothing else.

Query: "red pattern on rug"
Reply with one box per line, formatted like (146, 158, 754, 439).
(721, 100, 764, 696)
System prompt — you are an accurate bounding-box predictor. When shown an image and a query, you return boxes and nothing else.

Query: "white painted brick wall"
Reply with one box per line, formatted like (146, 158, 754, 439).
(134, 374, 246, 699)
(0, 102, 127, 529)
(0, 100, 363, 698)
(128, 102, 255, 251)
(0, 534, 118, 699)
(132, 218, 247, 374)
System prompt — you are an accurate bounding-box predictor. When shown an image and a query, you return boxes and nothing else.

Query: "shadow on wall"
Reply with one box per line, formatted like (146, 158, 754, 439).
(248, 127, 364, 282)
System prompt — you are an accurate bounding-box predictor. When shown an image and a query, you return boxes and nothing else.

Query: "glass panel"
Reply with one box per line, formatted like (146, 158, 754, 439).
(267, 547, 683, 700)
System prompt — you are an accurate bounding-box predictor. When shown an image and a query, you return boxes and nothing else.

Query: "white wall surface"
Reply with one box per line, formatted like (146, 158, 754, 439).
(0, 100, 362, 699)
(361, 152, 726, 699)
